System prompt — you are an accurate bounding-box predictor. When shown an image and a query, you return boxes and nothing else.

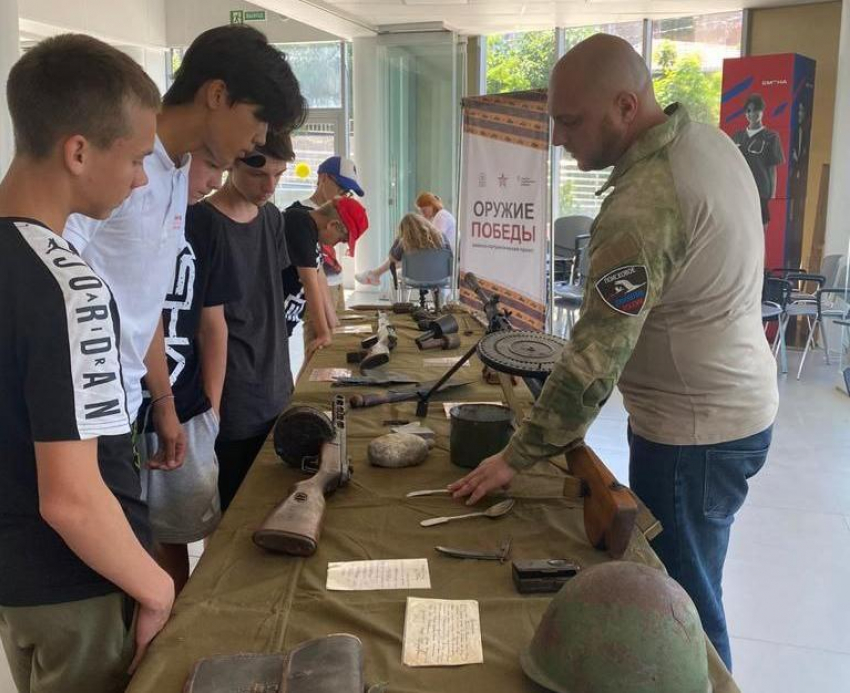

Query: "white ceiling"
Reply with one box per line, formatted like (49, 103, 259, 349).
(255, 0, 829, 38)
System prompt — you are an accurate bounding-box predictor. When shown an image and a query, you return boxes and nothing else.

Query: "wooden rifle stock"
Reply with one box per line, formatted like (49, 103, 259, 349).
(565, 444, 637, 559)
(253, 397, 350, 556)
(359, 313, 396, 370)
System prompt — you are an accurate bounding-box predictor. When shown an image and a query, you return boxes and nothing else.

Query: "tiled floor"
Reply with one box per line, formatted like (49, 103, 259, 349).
(2, 339, 848, 692)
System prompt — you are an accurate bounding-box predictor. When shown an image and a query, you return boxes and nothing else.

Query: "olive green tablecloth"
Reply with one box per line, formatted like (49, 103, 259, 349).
(128, 311, 739, 693)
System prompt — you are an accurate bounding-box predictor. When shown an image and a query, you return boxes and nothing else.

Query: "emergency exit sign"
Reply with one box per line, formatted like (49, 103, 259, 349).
(230, 9, 267, 24)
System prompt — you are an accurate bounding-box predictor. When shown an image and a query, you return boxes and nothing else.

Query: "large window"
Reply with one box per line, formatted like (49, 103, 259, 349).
(169, 41, 350, 210)
(485, 31, 556, 93)
(563, 21, 644, 54)
(278, 42, 343, 109)
(273, 42, 349, 208)
(557, 22, 646, 219)
(484, 13, 743, 221)
(651, 12, 743, 125)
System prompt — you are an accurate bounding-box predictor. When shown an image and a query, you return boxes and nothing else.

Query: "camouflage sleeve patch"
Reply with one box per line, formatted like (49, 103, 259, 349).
(595, 265, 648, 316)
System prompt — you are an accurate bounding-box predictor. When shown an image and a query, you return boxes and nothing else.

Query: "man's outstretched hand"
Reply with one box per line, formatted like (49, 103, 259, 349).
(448, 450, 516, 505)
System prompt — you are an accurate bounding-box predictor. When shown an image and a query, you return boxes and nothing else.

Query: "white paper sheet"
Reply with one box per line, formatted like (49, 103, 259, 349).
(402, 598, 484, 667)
(326, 559, 431, 591)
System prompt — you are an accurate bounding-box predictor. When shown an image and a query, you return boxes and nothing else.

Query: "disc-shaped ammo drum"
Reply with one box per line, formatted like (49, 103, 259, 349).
(477, 330, 567, 377)
(273, 405, 335, 471)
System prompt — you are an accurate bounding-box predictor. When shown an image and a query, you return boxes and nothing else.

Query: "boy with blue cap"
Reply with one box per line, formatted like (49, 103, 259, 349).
(287, 156, 365, 348)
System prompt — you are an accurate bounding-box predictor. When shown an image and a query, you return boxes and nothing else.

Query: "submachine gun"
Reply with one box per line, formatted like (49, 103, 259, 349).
(253, 395, 351, 556)
(430, 273, 638, 559)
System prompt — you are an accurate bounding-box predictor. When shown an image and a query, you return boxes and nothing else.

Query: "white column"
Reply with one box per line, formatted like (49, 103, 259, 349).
(0, 0, 20, 175)
(824, 0, 850, 260)
(352, 36, 389, 293)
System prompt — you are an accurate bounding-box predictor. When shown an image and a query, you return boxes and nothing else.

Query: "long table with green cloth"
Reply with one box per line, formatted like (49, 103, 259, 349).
(128, 308, 739, 693)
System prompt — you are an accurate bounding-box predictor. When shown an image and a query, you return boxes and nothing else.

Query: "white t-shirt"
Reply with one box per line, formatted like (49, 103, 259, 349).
(64, 136, 190, 421)
(432, 208, 457, 251)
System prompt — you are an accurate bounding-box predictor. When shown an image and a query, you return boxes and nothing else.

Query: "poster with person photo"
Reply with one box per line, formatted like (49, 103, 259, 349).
(720, 54, 816, 270)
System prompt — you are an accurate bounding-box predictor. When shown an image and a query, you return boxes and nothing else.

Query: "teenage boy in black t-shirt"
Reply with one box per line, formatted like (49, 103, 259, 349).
(191, 130, 294, 511)
(137, 152, 235, 593)
(0, 36, 173, 692)
(282, 197, 369, 363)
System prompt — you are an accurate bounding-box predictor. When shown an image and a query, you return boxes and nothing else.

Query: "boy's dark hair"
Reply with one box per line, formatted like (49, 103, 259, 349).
(239, 130, 295, 169)
(7, 34, 160, 159)
(258, 128, 295, 162)
(745, 93, 766, 112)
(164, 25, 308, 133)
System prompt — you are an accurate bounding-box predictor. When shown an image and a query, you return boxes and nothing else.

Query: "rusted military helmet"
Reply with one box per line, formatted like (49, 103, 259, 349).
(520, 562, 710, 693)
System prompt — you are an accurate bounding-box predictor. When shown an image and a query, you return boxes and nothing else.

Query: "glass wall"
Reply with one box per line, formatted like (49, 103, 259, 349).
(381, 32, 463, 225)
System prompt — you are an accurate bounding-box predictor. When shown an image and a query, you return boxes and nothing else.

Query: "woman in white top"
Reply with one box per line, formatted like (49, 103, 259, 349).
(356, 191, 457, 286)
(416, 191, 456, 251)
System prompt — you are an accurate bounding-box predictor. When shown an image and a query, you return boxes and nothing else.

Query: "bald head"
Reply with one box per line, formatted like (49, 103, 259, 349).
(553, 34, 653, 102)
(548, 33, 666, 171)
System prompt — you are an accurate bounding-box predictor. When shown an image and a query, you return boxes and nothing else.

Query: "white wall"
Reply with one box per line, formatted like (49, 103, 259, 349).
(18, 0, 166, 48)
(167, 0, 339, 47)
(17, 0, 169, 94)
(824, 1, 850, 261)
(1, 0, 20, 175)
(115, 45, 168, 96)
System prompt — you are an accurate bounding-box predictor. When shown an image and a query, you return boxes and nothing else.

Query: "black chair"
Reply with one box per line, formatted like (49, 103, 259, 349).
(553, 216, 593, 283)
(553, 233, 592, 337)
(782, 273, 828, 379)
(400, 248, 453, 310)
(762, 275, 792, 374)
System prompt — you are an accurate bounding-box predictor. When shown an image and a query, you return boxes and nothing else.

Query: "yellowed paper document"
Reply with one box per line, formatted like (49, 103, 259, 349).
(442, 402, 503, 418)
(309, 368, 352, 382)
(402, 598, 483, 667)
(326, 559, 431, 591)
(424, 357, 471, 367)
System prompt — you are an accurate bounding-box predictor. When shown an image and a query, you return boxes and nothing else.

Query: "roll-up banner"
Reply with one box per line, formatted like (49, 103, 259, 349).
(458, 90, 550, 331)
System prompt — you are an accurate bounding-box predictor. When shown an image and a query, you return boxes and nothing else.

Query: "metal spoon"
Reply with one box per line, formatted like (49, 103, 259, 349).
(420, 499, 515, 527)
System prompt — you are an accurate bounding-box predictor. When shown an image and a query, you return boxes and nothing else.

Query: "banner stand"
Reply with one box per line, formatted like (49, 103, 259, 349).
(457, 90, 551, 331)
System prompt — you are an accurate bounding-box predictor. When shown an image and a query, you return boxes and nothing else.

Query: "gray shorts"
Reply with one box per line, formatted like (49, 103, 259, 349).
(139, 408, 221, 544)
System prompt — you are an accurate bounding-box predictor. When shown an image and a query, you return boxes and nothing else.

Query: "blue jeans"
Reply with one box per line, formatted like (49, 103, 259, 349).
(629, 425, 772, 671)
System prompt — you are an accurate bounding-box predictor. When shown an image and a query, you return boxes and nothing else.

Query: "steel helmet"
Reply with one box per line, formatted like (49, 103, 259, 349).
(520, 562, 711, 693)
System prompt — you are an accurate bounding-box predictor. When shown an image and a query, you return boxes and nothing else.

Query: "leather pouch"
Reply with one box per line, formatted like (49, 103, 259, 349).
(183, 633, 364, 693)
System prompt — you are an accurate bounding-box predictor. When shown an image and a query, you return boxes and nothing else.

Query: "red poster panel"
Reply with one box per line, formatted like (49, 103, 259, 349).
(720, 54, 816, 271)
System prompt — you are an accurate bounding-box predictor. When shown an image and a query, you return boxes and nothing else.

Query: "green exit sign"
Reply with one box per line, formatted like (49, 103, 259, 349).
(230, 9, 267, 24)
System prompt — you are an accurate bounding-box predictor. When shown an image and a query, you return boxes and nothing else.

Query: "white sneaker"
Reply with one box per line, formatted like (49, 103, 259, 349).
(355, 270, 381, 286)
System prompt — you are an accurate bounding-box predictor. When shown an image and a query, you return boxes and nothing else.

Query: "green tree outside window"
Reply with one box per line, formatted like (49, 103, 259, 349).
(652, 40, 722, 125)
